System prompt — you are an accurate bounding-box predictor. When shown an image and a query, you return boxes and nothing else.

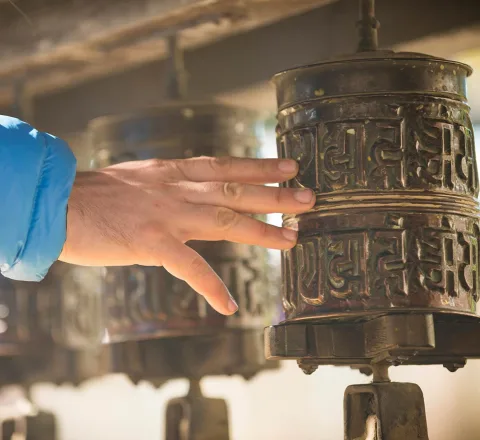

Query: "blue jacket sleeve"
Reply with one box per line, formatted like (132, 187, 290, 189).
(0, 115, 77, 281)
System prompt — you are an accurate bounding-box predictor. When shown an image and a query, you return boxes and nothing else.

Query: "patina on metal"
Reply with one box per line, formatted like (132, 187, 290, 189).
(265, 0, 480, 438)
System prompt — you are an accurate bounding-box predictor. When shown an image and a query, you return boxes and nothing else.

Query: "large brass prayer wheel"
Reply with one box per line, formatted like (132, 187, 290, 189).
(276, 51, 479, 321)
(266, 49, 480, 370)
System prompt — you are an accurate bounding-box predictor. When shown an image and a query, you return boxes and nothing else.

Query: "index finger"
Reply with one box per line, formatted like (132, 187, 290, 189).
(170, 156, 299, 184)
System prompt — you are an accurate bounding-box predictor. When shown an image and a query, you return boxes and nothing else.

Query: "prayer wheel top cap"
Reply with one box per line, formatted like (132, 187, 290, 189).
(88, 100, 258, 141)
(273, 50, 473, 111)
(87, 100, 259, 160)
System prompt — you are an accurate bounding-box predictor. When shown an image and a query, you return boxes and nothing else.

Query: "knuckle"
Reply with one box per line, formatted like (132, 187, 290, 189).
(215, 207, 238, 230)
(209, 156, 233, 172)
(188, 256, 209, 278)
(162, 159, 188, 181)
(259, 220, 269, 237)
(260, 158, 269, 173)
(141, 223, 166, 242)
(274, 187, 283, 204)
(223, 182, 243, 201)
(146, 158, 165, 169)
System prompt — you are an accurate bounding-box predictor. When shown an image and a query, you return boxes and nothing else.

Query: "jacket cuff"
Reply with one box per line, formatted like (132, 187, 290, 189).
(3, 133, 76, 281)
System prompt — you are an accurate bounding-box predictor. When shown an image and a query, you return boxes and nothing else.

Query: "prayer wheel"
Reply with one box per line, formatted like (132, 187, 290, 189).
(89, 103, 273, 346)
(273, 51, 477, 322)
(265, 1, 480, 438)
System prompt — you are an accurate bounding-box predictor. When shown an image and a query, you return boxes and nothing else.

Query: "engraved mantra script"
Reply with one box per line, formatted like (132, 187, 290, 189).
(285, 218, 479, 309)
(278, 115, 478, 195)
(106, 259, 266, 330)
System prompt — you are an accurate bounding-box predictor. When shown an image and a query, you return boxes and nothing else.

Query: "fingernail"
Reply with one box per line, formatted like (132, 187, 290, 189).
(227, 295, 238, 313)
(293, 189, 314, 203)
(278, 159, 298, 173)
(282, 228, 298, 242)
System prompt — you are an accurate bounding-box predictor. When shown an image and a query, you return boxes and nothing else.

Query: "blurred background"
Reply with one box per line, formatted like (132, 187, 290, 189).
(0, 0, 480, 439)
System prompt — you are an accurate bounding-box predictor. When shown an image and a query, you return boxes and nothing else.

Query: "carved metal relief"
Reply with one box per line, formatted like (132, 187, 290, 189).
(103, 244, 269, 342)
(278, 100, 478, 197)
(37, 264, 106, 350)
(284, 211, 480, 319)
(277, 94, 480, 321)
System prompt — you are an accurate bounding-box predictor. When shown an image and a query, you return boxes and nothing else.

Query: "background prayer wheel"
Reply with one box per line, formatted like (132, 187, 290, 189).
(87, 98, 279, 388)
(88, 102, 275, 345)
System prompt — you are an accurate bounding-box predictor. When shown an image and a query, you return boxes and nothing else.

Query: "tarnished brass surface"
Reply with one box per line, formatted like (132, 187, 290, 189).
(275, 52, 478, 322)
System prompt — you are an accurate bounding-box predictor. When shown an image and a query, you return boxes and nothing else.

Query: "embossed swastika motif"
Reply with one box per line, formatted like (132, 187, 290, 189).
(104, 253, 269, 340)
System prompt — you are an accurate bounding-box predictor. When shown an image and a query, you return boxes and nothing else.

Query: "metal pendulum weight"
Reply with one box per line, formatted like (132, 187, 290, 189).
(87, 35, 279, 440)
(265, 0, 480, 438)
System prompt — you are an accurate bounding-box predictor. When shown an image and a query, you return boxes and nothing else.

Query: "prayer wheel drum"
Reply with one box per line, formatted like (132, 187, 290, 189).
(0, 276, 51, 387)
(0, 264, 110, 387)
(88, 101, 277, 381)
(0, 277, 42, 358)
(266, 50, 480, 370)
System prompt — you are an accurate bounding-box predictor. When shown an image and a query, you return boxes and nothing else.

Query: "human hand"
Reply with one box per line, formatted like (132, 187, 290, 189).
(60, 156, 314, 315)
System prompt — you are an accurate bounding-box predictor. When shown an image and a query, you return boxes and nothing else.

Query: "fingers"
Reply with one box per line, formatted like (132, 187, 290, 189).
(162, 156, 299, 184)
(182, 206, 298, 249)
(159, 236, 238, 316)
(176, 181, 315, 214)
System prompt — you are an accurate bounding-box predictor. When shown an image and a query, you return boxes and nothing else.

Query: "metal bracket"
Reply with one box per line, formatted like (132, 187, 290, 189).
(165, 380, 229, 440)
(344, 382, 429, 440)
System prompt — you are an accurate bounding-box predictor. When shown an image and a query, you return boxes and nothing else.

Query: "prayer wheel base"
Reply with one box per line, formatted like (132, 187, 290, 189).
(112, 329, 279, 385)
(265, 313, 480, 372)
